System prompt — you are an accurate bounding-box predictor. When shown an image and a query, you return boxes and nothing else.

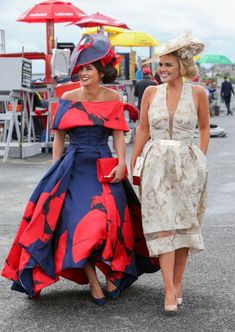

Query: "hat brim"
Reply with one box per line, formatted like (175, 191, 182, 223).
(158, 42, 204, 58)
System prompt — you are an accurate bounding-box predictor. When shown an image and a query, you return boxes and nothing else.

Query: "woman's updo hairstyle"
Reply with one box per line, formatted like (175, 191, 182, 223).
(92, 61, 117, 84)
(172, 51, 199, 79)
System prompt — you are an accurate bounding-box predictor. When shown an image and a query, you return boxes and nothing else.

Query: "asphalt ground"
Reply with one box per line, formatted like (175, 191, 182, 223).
(0, 113, 235, 332)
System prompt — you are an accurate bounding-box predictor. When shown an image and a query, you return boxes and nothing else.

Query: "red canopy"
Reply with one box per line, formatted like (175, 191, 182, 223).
(72, 12, 129, 29)
(17, 0, 87, 82)
(17, 0, 87, 23)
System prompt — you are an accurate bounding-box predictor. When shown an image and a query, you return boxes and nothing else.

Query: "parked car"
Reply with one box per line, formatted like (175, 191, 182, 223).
(194, 124, 227, 138)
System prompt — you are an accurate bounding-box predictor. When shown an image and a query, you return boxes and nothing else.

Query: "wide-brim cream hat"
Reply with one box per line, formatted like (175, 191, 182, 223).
(156, 32, 204, 59)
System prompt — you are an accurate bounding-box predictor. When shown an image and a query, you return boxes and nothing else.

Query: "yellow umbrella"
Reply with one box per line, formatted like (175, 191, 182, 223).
(81, 26, 129, 35)
(109, 31, 160, 47)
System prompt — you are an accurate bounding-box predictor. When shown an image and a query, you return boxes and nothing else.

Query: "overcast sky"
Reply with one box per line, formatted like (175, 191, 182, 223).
(1, 0, 235, 72)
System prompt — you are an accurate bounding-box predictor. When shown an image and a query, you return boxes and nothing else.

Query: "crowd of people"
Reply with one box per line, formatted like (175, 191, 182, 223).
(204, 77, 234, 116)
(1, 32, 210, 314)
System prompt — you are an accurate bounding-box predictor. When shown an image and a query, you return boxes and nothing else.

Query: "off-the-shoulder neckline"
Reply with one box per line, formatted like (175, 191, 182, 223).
(59, 98, 121, 104)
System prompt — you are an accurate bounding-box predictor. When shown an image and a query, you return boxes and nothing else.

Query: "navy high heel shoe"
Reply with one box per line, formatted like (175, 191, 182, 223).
(91, 296, 107, 306)
(107, 288, 121, 300)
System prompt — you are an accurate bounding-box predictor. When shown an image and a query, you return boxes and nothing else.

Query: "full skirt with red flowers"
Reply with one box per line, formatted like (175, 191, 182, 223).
(1, 126, 159, 298)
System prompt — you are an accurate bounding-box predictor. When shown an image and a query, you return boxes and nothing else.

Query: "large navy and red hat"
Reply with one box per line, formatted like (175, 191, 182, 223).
(69, 33, 118, 81)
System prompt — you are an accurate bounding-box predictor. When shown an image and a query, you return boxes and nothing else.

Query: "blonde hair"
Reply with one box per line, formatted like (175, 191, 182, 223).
(172, 51, 199, 79)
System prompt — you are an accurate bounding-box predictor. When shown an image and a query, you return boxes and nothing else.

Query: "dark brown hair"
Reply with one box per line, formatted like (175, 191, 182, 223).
(92, 61, 117, 84)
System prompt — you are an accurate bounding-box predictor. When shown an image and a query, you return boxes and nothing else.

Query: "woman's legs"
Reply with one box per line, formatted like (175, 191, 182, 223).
(84, 263, 105, 299)
(173, 248, 188, 299)
(159, 251, 177, 307)
(106, 279, 118, 292)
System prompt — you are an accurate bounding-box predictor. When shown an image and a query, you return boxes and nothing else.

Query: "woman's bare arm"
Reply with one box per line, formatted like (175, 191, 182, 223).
(109, 130, 127, 183)
(130, 86, 156, 172)
(52, 130, 66, 162)
(197, 86, 210, 155)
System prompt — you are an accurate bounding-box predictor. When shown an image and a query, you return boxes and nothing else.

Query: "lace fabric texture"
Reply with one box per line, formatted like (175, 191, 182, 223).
(140, 83, 208, 256)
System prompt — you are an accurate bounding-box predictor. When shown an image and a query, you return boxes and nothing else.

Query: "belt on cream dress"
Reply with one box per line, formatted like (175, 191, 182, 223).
(150, 138, 193, 179)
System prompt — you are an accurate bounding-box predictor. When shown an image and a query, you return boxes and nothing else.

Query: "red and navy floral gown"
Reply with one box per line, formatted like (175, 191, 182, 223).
(1, 100, 159, 299)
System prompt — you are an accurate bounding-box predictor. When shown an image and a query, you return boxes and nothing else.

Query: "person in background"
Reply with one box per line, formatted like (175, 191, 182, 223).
(207, 81, 217, 116)
(208, 81, 217, 104)
(1, 33, 159, 306)
(221, 76, 234, 115)
(134, 67, 157, 110)
(131, 33, 210, 313)
(135, 60, 148, 80)
(154, 71, 163, 85)
(32, 92, 49, 142)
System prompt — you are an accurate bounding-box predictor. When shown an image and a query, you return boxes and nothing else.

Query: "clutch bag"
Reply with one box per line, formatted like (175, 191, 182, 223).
(132, 156, 144, 185)
(97, 158, 128, 183)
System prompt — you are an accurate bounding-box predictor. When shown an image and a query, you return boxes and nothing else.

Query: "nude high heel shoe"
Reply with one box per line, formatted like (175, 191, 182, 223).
(177, 297, 183, 306)
(176, 285, 183, 305)
(164, 303, 178, 313)
(164, 293, 178, 313)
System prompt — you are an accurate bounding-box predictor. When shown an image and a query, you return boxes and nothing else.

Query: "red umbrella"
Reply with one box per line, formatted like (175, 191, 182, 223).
(17, 0, 87, 23)
(17, 0, 87, 81)
(72, 11, 129, 29)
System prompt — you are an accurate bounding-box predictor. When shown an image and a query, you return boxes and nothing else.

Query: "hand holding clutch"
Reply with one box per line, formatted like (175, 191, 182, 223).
(132, 156, 144, 185)
(97, 158, 128, 183)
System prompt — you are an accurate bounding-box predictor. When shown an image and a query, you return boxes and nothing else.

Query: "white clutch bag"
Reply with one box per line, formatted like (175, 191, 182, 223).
(132, 156, 144, 185)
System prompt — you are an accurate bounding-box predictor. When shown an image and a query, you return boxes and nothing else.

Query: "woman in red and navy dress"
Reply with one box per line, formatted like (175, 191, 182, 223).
(1, 34, 159, 305)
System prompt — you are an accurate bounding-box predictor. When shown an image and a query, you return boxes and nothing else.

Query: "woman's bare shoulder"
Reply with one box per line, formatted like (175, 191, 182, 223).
(101, 86, 120, 101)
(145, 85, 158, 95)
(192, 84, 207, 97)
(142, 85, 158, 105)
(61, 88, 80, 101)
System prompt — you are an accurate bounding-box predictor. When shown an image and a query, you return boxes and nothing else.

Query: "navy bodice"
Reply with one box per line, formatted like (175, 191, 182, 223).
(66, 126, 113, 159)
(68, 126, 112, 146)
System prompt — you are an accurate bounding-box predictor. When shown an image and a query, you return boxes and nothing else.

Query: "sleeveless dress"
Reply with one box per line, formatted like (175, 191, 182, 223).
(1, 100, 159, 299)
(140, 83, 208, 257)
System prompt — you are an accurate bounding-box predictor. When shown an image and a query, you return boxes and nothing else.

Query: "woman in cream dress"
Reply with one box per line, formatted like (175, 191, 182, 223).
(131, 33, 210, 312)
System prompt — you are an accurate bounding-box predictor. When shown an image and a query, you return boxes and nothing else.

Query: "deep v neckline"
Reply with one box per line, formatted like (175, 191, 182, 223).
(165, 83, 185, 139)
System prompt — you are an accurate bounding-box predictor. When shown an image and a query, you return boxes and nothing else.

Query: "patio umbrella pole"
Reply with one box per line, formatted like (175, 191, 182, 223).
(46, 20, 55, 54)
(46, 20, 54, 82)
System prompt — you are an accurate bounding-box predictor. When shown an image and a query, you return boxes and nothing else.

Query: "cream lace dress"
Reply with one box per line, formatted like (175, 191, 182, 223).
(140, 83, 208, 256)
